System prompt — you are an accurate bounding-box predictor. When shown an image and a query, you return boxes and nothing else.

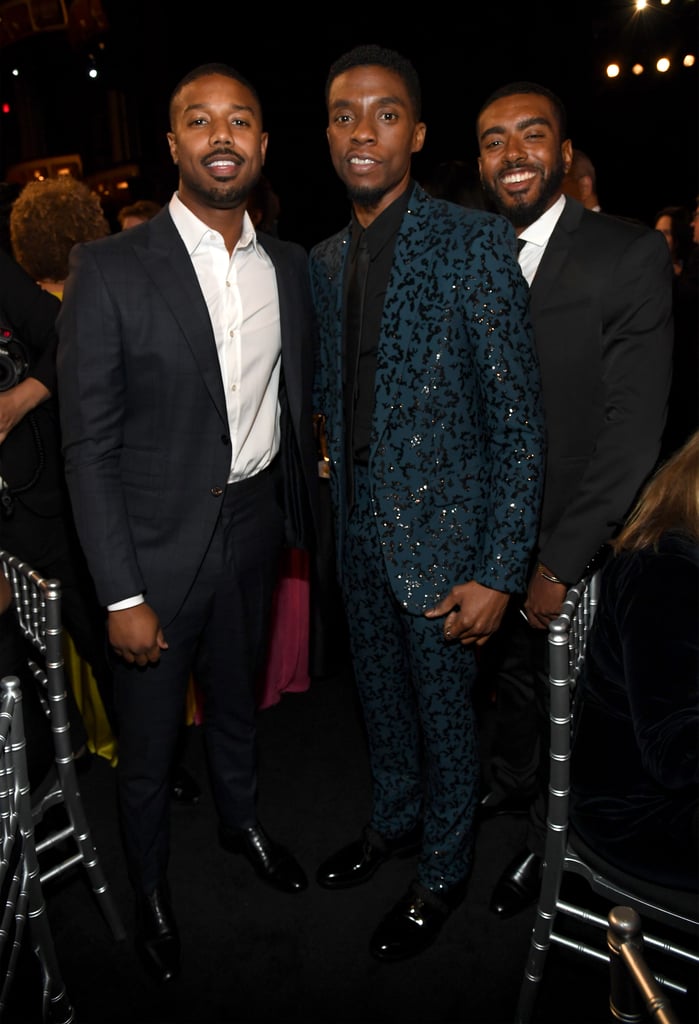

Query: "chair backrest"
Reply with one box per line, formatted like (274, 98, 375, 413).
(0, 675, 74, 1023)
(0, 549, 125, 941)
(515, 570, 699, 1024)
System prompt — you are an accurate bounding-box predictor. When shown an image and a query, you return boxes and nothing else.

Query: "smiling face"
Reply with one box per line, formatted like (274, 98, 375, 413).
(477, 92, 572, 228)
(167, 72, 268, 219)
(326, 64, 426, 221)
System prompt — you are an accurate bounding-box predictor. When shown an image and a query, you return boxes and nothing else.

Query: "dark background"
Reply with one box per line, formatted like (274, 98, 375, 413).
(0, 0, 697, 249)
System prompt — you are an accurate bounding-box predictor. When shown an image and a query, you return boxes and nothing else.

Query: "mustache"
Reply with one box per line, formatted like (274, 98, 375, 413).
(202, 149, 244, 166)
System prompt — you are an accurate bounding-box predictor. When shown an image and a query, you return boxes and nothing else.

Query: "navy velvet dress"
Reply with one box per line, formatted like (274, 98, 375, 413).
(570, 531, 699, 891)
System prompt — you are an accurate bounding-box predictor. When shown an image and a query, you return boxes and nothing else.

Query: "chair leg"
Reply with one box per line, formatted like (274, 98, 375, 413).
(56, 759, 126, 942)
(514, 837, 566, 1024)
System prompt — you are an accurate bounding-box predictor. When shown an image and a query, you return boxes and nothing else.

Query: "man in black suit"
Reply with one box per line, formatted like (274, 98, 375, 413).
(475, 81, 673, 918)
(57, 63, 318, 982)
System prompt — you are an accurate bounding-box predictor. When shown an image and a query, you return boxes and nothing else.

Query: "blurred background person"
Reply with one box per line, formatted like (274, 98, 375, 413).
(561, 148, 601, 212)
(654, 204, 694, 278)
(10, 176, 110, 300)
(4, 177, 115, 759)
(655, 202, 699, 460)
(117, 198, 162, 230)
(420, 158, 488, 209)
(570, 430, 699, 893)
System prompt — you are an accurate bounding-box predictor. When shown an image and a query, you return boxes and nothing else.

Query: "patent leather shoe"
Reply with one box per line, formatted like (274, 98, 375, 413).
(316, 823, 422, 890)
(476, 790, 534, 822)
(170, 764, 201, 805)
(490, 849, 542, 918)
(135, 885, 181, 983)
(219, 823, 307, 893)
(370, 880, 465, 961)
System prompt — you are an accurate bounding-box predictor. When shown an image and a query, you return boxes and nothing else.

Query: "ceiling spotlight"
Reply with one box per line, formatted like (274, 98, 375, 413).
(632, 63, 644, 75)
(606, 63, 621, 78)
(683, 54, 696, 68)
(656, 57, 671, 73)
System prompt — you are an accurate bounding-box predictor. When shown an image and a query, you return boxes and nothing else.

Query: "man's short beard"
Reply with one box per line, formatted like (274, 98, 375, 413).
(482, 159, 565, 229)
(346, 183, 389, 209)
(184, 174, 253, 211)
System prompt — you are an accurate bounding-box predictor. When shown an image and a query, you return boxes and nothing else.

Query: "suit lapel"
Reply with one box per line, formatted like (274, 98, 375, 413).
(528, 198, 582, 313)
(134, 211, 228, 424)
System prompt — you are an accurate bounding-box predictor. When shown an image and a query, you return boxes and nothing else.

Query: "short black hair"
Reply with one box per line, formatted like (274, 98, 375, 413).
(477, 81, 567, 140)
(169, 62, 262, 129)
(325, 44, 422, 120)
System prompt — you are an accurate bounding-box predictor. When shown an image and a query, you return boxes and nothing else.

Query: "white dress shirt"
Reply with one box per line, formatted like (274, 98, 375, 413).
(108, 194, 282, 612)
(517, 194, 567, 286)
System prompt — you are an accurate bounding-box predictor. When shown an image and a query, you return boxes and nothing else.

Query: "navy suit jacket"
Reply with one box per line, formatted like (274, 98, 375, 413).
(310, 184, 546, 613)
(56, 208, 317, 626)
(529, 198, 673, 582)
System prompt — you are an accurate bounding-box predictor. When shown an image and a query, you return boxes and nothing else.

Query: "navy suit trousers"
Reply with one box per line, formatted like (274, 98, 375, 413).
(341, 467, 479, 892)
(113, 464, 284, 894)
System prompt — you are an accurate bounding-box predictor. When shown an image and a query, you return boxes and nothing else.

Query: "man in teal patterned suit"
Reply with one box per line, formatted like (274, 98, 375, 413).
(310, 44, 546, 961)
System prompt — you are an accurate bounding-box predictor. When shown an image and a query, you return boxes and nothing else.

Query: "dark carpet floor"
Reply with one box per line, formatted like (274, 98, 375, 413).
(8, 656, 698, 1024)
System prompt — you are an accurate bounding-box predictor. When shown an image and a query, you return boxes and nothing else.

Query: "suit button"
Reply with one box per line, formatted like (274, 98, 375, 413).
(211, 487, 224, 497)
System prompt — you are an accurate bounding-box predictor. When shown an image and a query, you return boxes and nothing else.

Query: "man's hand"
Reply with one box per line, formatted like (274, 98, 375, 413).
(0, 377, 50, 444)
(424, 580, 510, 646)
(522, 569, 567, 630)
(107, 604, 168, 666)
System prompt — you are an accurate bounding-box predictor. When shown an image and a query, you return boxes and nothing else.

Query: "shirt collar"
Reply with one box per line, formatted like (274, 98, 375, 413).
(168, 191, 258, 255)
(518, 193, 566, 249)
(350, 181, 414, 261)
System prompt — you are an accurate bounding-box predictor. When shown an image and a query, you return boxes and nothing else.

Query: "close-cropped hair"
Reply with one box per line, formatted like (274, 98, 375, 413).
(168, 62, 262, 128)
(10, 176, 110, 283)
(325, 44, 422, 120)
(612, 431, 699, 552)
(117, 199, 161, 227)
(477, 81, 568, 140)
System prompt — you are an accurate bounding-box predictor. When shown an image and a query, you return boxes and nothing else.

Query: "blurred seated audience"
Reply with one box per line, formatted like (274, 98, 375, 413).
(570, 430, 699, 892)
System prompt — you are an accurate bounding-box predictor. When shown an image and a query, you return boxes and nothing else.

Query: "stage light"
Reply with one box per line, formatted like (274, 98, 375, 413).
(632, 63, 644, 75)
(656, 56, 671, 72)
(606, 63, 621, 78)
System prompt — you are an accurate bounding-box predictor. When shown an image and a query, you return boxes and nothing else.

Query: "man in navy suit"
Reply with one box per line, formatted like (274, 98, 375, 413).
(57, 63, 318, 983)
(310, 45, 545, 961)
(475, 81, 673, 919)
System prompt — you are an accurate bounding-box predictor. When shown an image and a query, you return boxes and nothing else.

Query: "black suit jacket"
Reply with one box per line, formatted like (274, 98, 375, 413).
(530, 198, 673, 581)
(56, 208, 318, 626)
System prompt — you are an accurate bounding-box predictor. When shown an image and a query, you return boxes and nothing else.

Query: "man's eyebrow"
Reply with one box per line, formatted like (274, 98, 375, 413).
(182, 101, 257, 117)
(479, 115, 552, 142)
(330, 94, 407, 110)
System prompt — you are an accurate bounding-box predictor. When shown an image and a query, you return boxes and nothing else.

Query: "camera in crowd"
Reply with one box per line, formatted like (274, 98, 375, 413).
(0, 326, 29, 392)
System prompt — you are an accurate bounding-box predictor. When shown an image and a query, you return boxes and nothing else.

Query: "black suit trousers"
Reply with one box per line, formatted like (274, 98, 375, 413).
(478, 599, 550, 855)
(114, 464, 285, 894)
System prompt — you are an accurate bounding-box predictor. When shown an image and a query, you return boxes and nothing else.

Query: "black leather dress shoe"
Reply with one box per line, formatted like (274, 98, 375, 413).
(476, 790, 534, 822)
(135, 885, 181, 983)
(490, 849, 542, 918)
(170, 765, 201, 805)
(370, 880, 465, 961)
(316, 823, 422, 890)
(219, 823, 307, 893)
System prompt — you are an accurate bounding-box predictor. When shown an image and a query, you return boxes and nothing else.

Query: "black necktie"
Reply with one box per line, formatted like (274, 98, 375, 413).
(517, 237, 527, 254)
(344, 237, 370, 506)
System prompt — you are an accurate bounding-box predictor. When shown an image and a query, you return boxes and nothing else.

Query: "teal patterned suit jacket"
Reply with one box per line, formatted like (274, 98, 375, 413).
(310, 184, 546, 614)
